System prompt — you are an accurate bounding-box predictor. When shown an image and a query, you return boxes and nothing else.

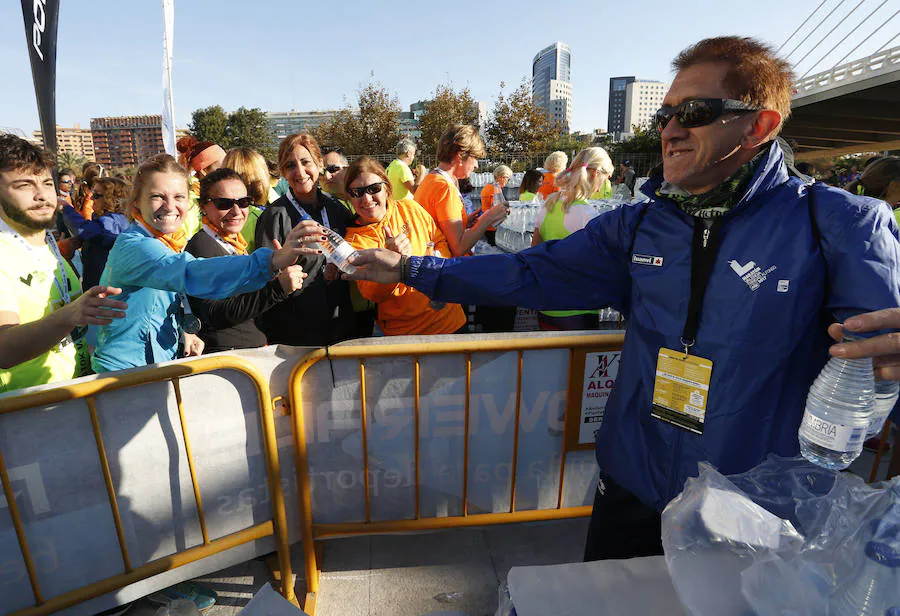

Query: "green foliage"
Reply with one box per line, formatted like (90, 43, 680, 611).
(485, 79, 559, 156)
(189, 105, 275, 158)
(226, 107, 275, 157)
(612, 122, 662, 155)
(314, 82, 401, 155)
(416, 84, 480, 156)
(56, 150, 88, 173)
(188, 105, 229, 145)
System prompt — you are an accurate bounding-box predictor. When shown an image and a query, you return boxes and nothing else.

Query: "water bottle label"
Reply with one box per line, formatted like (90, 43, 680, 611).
(799, 410, 866, 450)
(332, 242, 355, 262)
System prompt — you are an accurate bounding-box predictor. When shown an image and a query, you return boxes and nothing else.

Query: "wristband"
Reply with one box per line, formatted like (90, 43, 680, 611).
(400, 255, 410, 285)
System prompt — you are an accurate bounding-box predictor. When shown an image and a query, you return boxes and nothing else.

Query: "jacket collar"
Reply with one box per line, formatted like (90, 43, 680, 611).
(640, 140, 791, 215)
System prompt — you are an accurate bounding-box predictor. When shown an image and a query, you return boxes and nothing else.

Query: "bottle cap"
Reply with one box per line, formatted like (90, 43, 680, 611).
(865, 540, 900, 567)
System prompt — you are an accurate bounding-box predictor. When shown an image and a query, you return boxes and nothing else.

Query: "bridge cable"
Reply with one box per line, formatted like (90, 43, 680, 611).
(799, 0, 893, 80)
(784, 0, 850, 60)
(874, 30, 900, 53)
(777, 0, 830, 53)
(832, 10, 900, 69)
(792, 0, 869, 70)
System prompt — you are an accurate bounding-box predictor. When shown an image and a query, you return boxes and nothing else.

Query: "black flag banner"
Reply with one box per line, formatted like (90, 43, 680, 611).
(20, 0, 60, 152)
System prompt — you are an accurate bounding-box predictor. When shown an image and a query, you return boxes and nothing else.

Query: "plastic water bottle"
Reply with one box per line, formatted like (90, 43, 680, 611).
(830, 541, 900, 615)
(155, 599, 201, 616)
(318, 226, 358, 274)
(798, 335, 875, 470)
(868, 380, 900, 438)
(425, 242, 447, 311)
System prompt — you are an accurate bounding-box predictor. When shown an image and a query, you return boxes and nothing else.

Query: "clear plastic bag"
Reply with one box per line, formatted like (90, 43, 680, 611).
(662, 454, 900, 616)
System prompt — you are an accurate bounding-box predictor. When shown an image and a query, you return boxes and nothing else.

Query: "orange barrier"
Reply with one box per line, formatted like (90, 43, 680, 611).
(0, 356, 295, 616)
(288, 333, 625, 614)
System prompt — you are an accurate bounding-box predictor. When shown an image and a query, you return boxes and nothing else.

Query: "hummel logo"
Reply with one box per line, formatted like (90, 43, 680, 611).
(632, 254, 664, 267)
(729, 260, 755, 276)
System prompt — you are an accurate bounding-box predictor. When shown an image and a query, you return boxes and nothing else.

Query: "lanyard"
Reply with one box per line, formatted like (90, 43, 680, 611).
(286, 189, 330, 230)
(201, 224, 238, 255)
(681, 217, 725, 356)
(432, 167, 463, 200)
(0, 217, 70, 305)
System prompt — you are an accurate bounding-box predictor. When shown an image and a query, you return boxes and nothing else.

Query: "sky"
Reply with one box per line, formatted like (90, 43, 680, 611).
(1, 0, 897, 137)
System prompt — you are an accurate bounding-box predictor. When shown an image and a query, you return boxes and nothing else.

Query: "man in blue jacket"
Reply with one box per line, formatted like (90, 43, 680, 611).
(347, 36, 900, 560)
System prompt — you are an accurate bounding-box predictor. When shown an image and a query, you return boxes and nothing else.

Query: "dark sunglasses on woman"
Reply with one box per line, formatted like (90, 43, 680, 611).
(347, 182, 385, 199)
(654, 98, 760, 132)
(206, 196, 253, 210)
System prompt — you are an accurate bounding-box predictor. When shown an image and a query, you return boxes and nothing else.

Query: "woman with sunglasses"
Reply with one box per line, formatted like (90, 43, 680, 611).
(91, 154, 321, 372)
(61, 177, 131, 290)
(222, 147, 271, 251)
(183, 168, 308, 353)
(255, 133, 357, 346)
(344, 157, 466, 335)
(414, 124, 508, 257)
(531, 147, 614, 331)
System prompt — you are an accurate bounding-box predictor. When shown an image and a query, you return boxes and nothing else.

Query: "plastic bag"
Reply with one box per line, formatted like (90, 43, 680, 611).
(662, 454, 900, 616)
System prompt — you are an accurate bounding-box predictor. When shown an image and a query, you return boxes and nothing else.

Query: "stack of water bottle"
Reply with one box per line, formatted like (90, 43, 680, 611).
(494, 199, 624, 254)
(799, 333, 899, 471)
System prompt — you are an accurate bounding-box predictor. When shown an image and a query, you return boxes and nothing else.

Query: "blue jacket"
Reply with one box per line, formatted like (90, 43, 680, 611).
(61, 206, 130, 289)
(92, 223, 275, 372)
(407, 142, 900, 510)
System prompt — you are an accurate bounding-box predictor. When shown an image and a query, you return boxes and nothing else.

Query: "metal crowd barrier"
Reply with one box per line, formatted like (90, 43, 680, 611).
(288, 333, 625, 614)
(0, 356, 295, 616)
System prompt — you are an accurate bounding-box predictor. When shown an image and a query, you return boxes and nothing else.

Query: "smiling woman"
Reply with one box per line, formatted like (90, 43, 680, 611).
(253, 132, 357, 346)
(183, 168, 308, 353)
(90, 154, 322, 372)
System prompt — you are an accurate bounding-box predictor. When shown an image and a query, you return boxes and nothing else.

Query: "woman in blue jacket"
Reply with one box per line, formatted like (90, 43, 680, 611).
(91, 154, 322, 373)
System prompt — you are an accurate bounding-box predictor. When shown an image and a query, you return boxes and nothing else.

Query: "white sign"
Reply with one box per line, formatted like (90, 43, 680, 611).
(578, 351, 621, 445)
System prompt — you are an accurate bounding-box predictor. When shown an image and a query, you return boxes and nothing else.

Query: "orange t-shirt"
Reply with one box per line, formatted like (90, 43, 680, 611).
(480, 184, 502, 231)
(538, 172, 558, 199)
(344, 199, 466, 336)
(414, 172, 465, 224)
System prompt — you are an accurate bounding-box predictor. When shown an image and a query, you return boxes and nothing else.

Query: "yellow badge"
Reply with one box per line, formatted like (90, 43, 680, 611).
(651, 347, 713, 434)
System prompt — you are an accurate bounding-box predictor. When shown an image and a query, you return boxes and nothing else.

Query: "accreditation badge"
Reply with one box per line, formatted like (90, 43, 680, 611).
(651, 347, 713, 434)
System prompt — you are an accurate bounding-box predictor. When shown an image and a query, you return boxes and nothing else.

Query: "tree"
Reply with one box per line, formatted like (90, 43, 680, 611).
(314, 82, 401, 155)
(56, 150, 88, 172)
(188, 105, 276, 159)
(226, 107, 276, 159)
(614, 122, 662, 156)
(416, 84, 480, 156)
(188, 105, 228, 145)
(484, 80, 559, 156)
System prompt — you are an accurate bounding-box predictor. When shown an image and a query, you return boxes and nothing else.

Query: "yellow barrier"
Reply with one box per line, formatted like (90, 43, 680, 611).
(288, 333, 625, 614)
(0, 356, 296, 616)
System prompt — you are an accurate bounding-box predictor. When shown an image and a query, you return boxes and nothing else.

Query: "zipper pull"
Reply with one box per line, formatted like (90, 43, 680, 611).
(702, 226, 710, 249)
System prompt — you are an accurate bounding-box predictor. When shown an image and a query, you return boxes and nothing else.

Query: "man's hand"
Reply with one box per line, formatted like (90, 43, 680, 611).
(277, 264, 307, 294)
(384, 225, 412, 256)
(182, 332, 204, 357)
(343, 248, 403, 284)
(828, 308, 900, 380)
(60, 286, 127, 327)
(271, 221, 325, 271)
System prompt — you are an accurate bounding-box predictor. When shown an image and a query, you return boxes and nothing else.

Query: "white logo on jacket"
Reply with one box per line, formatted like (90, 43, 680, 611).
(729, 259, 777, 291)
(632, 254, 664, 267)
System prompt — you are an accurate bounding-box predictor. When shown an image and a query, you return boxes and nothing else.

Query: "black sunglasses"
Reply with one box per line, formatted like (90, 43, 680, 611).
(347, 182, 385, 199)
(324, 164, 346, 174)
(206, 196, 253, 210)
(653, 98, 761, 132)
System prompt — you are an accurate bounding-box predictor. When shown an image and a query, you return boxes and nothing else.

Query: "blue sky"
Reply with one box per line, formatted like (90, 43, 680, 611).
(1, 0, 896, 136)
